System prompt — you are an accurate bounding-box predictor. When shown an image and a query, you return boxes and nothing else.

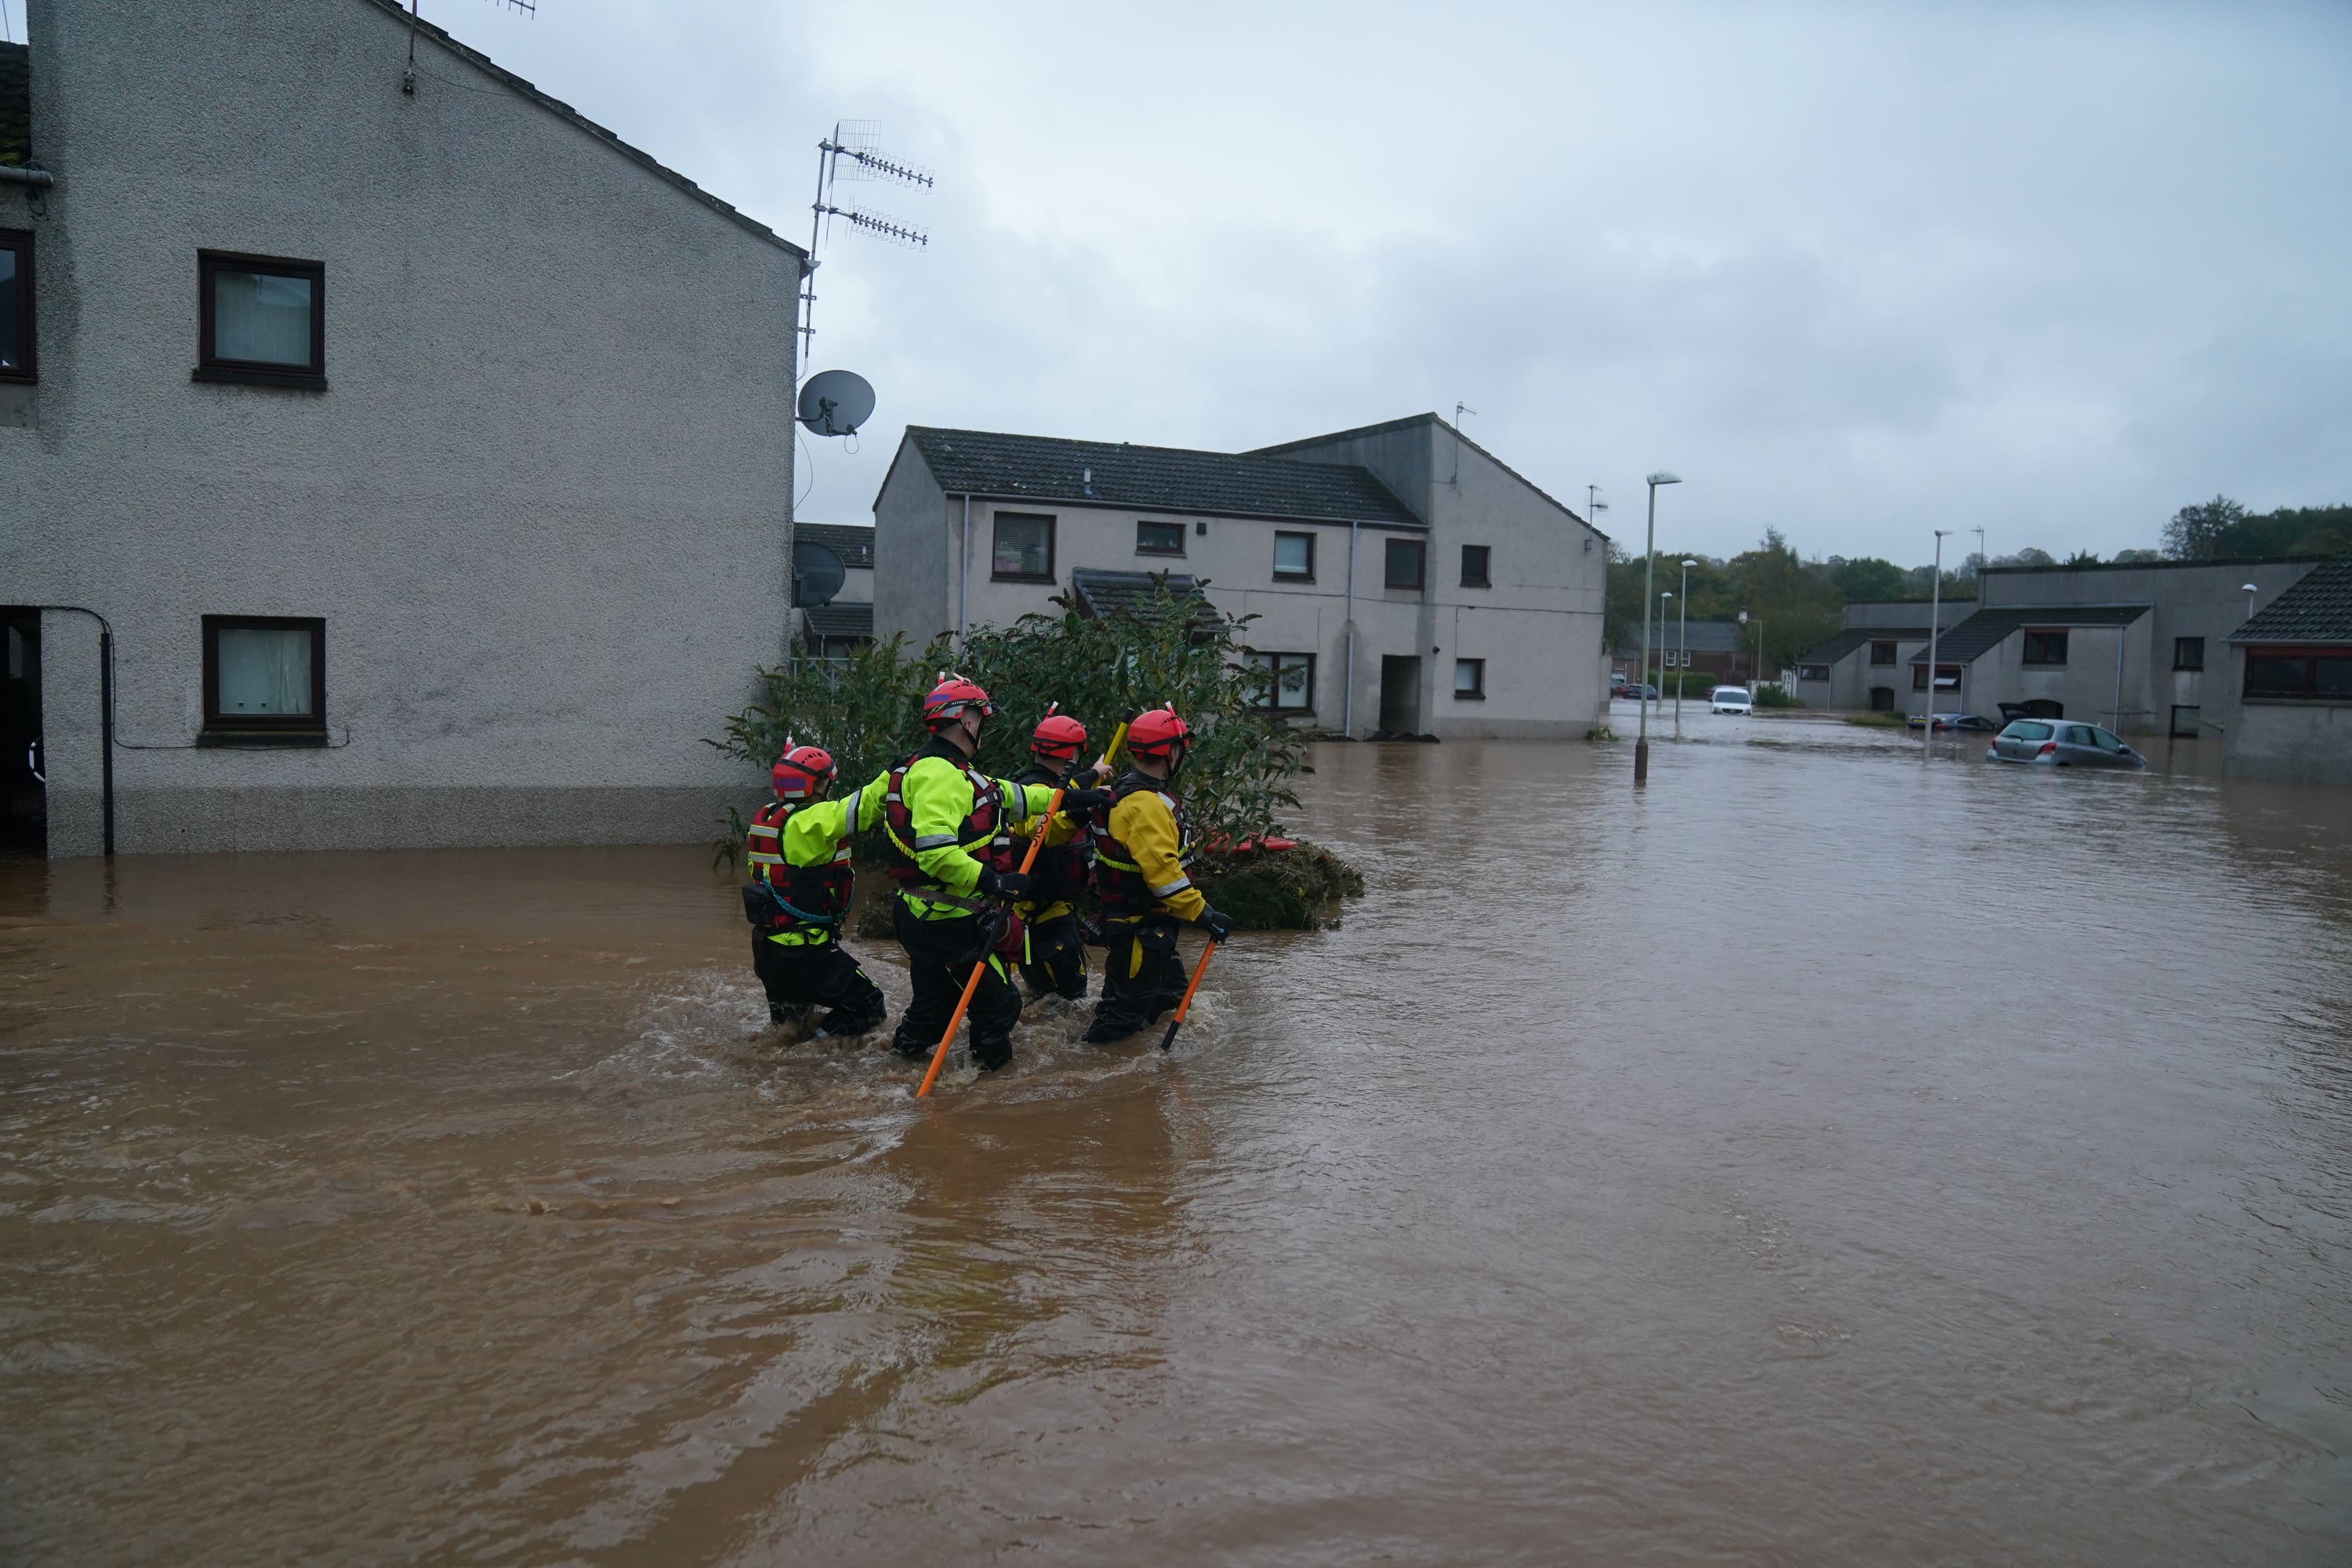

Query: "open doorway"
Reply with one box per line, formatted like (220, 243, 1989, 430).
(3, 608, 44, 855)
(1378, 655, 1421, 735)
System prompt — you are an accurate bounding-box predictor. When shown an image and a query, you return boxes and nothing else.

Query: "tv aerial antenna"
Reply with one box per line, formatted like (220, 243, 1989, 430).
(402, 1, 535, 96)
(800, 120, 932, 361)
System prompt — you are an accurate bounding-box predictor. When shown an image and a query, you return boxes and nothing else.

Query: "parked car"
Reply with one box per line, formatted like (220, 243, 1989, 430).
(1620, 683, 1658, 702)
(1906, 712, 1998, 732)
(1610, 672, 1630, 695)
(1987, 719, 2146, 768)
(1709, 685, 1754, 715)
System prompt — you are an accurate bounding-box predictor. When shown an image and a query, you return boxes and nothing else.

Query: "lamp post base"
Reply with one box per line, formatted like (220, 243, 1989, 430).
(1634, 737, 1650, 786)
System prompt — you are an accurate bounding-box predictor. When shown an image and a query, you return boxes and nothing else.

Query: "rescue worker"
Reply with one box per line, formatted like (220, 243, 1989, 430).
(1007, 706, 1105, 1001)
(743, 743, 889, 1038)
(882, 677, 1110, 1071)
(1083, 706, 1237, 1045)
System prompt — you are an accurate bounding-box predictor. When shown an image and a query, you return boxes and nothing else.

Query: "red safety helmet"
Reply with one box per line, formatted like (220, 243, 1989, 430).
(922, 675, 994, 730)
(1032, 708, 1089, 763)
(1125, 706, 1192, 757)
(772, 743, 837, 800)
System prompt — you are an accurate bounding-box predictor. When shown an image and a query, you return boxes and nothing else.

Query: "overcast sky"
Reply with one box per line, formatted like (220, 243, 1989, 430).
(432, 0, 2351, 566)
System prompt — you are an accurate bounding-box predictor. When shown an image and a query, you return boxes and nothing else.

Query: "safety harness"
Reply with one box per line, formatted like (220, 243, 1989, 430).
(742, 787, 861, 935)
(1091, 770, 1197, 922)
(881, 744, 1016, 918)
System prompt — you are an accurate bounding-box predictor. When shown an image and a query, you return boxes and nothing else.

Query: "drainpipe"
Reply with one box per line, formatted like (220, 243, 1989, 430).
(37, 606, 116, 858)
(1342, 522, 1359, 736)
(957, 495, 971, 645)
(2111, 623, 2126, 734)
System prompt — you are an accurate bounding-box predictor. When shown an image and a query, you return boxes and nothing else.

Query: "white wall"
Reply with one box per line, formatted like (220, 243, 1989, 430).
(3, 0, 801, 854)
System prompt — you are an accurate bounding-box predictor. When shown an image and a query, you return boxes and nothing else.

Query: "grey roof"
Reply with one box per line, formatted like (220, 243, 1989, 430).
(0, 42, 27, 168)
(2229, 557, 2352, 644)
(902, 427, 1423, 528)
(1618, 620, 1748, 655)
(1798, 626, 1923, 664)
(801, 602, 873, 640)
(354, 2, 800, 258)
(1907, 604, 2149, 664)
(1247, 412, 1605, 540)
(1069, 568, 1213, 619)
(796, 523, 873, 570)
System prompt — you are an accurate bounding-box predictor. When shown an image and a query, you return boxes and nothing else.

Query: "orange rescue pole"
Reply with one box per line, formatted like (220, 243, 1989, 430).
(1158, 936, 1219, 1052)
(914, 721, 1127, 1098)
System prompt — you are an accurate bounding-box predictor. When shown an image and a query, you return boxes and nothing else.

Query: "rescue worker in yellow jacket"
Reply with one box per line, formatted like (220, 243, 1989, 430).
(1007, 707, 1104, 1001)
(1083, 706, 1236, 1045)
(882, 677, 1111, 1071)
(743, 743, 890, 1038)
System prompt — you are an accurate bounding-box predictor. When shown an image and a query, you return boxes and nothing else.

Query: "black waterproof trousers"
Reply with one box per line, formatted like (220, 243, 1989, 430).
(1083, 916, 1189, 1044)
(890, 902, 1021, 1071)
(750, 931, 887, 1036)
(1017, 912, 1090, 1000)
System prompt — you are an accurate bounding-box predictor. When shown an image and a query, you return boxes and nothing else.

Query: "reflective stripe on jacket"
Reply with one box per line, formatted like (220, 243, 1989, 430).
(882, 743, 1057, 920)
(747, 776, 887, 938)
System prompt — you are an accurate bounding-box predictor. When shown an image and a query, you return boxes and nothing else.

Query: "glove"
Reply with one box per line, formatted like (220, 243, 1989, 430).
(1058, 787, 1113, 816)
(1197, 907, 1237, 941)
(976, 866, 1031, 899)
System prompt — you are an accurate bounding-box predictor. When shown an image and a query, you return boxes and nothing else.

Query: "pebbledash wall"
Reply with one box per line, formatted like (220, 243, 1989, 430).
(874, 416, 1610, 739)
(2, 0, 801, 855)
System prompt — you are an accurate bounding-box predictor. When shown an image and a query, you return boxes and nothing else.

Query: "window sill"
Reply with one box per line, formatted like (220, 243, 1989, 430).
(1453, 691, 1486, 701)
(1136, 550, 1187, 559)
(0, 371, 34, 387)
(193, 365, 328, 391)
(1459, 580, 1490, 590)
(989, 572, 1054, 585)
(2242, 695, 2352, 707)
(1257, 709, 1317, 719)
(198, 728, 329, 748)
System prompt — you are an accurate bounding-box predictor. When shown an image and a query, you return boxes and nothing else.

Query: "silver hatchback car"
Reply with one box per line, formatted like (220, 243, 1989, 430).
(1987, 719, 2146, 768)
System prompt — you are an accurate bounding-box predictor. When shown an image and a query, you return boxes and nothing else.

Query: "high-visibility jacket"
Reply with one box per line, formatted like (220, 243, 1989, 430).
(881, 740, 1058, 921)
(1092, 771, 1204, 924)
(1007, 764, 1092, 923)
(745, 772, 887, 945)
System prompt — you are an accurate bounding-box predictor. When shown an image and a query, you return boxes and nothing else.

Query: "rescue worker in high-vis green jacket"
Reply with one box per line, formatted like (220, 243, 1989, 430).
(743, 743, 890, 1038)
(1083, 706, 1236, 1045)
(881, 677, 1111, 1071)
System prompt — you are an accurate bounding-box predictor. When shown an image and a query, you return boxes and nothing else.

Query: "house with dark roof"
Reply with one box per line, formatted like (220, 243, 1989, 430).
(873, 415, 1610, 737)
(1613, 620, 1768, 685)
(792, 522, 874, 656)
(1790, 599, 1971, 711)
(2226, 557, 2352, 782)
(0, 1, 805, 855)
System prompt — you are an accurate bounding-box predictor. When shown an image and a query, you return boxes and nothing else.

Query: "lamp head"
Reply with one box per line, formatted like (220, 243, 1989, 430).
(2241, 583, 2258, 593)
(1738, 609, 1749, 626)
(1646, 471, 1682, 487)
(1680, 558, 1697, 568)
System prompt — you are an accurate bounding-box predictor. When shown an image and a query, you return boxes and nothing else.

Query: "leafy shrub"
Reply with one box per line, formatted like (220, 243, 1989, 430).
(1754, 682, 1802, 708)
(1196, 841, 1367, 931)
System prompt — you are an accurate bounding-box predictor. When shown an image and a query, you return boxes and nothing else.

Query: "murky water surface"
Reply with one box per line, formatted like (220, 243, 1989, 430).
(5, 723, 2350, 1565)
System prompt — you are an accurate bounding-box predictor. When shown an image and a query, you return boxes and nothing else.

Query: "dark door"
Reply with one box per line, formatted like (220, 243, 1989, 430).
(1868, 685, 1895, 712)
(2, 608, 43, 854)
(1378, 655, 1421, 736)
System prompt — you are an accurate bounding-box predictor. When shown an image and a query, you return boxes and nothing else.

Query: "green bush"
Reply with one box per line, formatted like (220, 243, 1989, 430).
(1196, 841, 1367, 931)
(1754, 682, 1802, 708)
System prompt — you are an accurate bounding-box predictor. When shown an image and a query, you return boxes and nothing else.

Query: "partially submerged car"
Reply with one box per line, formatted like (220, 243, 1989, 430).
(1987, 719, 2146, 768)
(1907, 712, 1998, 732)
(1709, 685, 1754, 715)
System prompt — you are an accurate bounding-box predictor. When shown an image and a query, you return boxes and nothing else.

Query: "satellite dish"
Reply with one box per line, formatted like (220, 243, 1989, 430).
(793, 540, 847, 607)
(797, 369, 876, 437)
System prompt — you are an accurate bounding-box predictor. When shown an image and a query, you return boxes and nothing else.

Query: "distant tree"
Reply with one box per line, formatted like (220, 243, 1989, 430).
(1991, 546, 2055, 569)
(2063, 549, 2102, 568)
(1830, 556, 1910, 601)
(2163, 495, 2248, 560)
(2111, 548, 2165, 564)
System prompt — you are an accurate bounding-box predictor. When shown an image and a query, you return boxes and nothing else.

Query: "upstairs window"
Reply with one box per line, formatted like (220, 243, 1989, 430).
(1136, 520, 1185, 557)
(1385, 537, 1425, 590)
(1272, 531, 1315, 582)
(1869, 640, 1897, 666)
(1460, 544, 1490, 588)
(2173, 636, 2205, 671)
(198, 252, 325, 386)
(0, 230, 32, 383)
(203, 615, 326, 739)
(990, 513, 1054, 581)
(2021, 630, 2069, 666)
(1913, 663, 1961, 691)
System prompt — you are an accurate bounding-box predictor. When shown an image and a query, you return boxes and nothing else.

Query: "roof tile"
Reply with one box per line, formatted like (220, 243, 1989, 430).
(2230, 558, 2352, 644)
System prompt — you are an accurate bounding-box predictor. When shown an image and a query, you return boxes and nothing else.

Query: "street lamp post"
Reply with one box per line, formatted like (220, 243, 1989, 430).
(1634, 471, 1681, 786)
(1675, 559, 1695, 736)
(1738, 608, 1762, 698)
(1923, 530, 1951, 756)
(1659, 591, 1675, 730)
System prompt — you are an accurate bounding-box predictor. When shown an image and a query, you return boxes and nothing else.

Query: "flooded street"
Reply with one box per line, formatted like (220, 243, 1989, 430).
(5, 728, 2350, 1565)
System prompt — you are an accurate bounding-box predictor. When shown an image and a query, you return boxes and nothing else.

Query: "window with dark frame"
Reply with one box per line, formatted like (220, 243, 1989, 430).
(1272, 531, 1315, 581)
(1454, 657, 1486, 699)
(197, 252, 325, 387)
(1245, 650, 1316, 713)
(1460, 544, 1490, 587)
(202, 615, 326, 739)
(1385, 536, 1425, 590)
(2244, 647, 2352, 701)
(1913, 663, 1962, 692)
(1798, 663, 1831, 682)
(1870, 641, 1896, 665)
(2021, 630, 2069, 666)
(990, 512, 1054, 581)
(0, 229, 34, 383)
(2173, 636, 2205, 671)
(1136, 520, 1185, 557)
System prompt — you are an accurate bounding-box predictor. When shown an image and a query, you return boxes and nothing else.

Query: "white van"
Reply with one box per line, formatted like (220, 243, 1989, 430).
(1709, 686, 1754, 716)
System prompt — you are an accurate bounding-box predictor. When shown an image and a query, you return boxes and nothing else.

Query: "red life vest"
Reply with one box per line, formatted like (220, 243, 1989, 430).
(745, 792, 858, 929)
(880, 750, 1015, 897)
(1091, 771, 1196, 921)
(1012, 764, 1093, 906)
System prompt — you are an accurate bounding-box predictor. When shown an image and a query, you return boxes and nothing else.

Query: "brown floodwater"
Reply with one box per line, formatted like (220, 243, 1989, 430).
(4, 724, 2350, 1565)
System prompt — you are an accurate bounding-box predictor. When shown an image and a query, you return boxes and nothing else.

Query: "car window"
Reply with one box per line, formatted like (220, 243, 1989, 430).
(2089, 727, 2125, 752)
(2062, 725, 2097, 746)
(2006, 721, 2052, 740)
(1713, 688, 1744, 699)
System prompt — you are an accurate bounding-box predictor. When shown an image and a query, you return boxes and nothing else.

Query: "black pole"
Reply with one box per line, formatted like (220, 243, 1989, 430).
(98, 627, 116, 858)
